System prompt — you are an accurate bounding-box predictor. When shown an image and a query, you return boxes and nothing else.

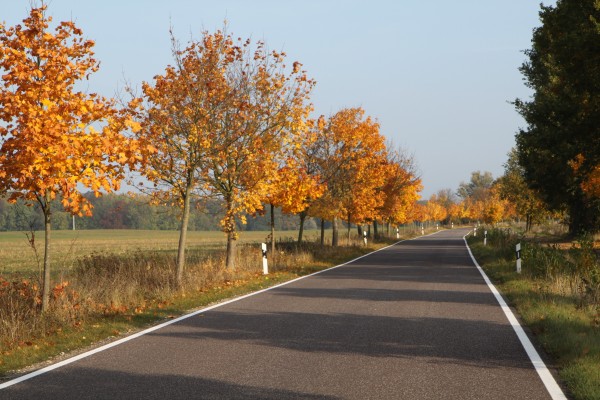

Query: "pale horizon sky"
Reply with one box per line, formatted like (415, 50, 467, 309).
(2, 1, 555, 198)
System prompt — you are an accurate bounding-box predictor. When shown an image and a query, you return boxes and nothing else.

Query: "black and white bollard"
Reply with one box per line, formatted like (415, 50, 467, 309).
(484, 230, 487, 246)
(474, 227, 477, 237)
(363, 231, 368, 246)
(396, 227, 400, 239)
(516, 243, 521, 273)
(261, 243, 268, 275)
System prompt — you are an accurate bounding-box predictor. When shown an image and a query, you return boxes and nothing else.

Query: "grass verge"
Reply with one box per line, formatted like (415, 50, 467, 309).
(467, 233, 600, 400)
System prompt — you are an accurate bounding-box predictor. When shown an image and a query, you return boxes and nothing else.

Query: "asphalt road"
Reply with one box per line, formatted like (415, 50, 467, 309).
(1, 229, 562, 399)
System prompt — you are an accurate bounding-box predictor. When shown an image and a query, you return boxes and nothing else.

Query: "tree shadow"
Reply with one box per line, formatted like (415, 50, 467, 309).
(273, 286, 498, 305)
(2, 367, 337, 400)
(149, 310, 533, 371)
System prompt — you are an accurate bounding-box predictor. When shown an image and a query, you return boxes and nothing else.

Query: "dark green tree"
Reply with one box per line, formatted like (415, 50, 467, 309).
(514, 0, 600, 235)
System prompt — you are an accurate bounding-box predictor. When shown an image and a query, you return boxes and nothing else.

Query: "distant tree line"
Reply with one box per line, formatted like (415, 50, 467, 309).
(0, 193, 318, 232)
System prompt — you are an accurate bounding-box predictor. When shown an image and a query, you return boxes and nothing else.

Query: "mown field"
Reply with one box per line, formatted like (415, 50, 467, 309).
(0, 229, 324, 275)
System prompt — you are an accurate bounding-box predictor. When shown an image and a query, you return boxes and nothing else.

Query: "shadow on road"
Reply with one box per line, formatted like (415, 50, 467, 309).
(2, 367, 337, 400)
(150, 310, 532, 371)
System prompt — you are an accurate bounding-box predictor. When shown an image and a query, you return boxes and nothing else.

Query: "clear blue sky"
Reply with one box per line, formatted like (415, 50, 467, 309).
(2, 1, 554, 198)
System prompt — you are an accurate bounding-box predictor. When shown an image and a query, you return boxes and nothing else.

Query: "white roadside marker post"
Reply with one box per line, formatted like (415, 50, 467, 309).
(516, 243, 522, 273)
(396, 227, 400, 239)
(484, 230, 487, 246)
(261, 243, 268, 275)
(451, 222, 454, 229)
(363, 230, 368, 246)
(474, 226, 477, 237)
(436, 223, 439, 231)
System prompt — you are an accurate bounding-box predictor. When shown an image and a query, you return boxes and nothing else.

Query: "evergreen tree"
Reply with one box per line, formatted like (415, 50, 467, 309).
(514, 0, 600, 234)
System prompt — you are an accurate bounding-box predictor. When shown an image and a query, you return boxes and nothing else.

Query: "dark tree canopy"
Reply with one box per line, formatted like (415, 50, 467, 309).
(514, 0, 600, 235)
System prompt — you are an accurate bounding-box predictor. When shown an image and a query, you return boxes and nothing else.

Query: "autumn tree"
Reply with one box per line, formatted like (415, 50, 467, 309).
(202, 31, 314, 268)
(514, 0, 600, 234)
(284, 116, 328, 243)
(0, 5, 140, 311)
(263, 133, 324, 257)
(132, 30, 227, 285)
(310, 108, 386, 246)
(378, 149, 422, 231)
(426, 195, 448, 224)
(431, 188, 457, 224)
(481, 185, 508, 226)
(456, 171, 495, 223)
(497, 149, 548, 231)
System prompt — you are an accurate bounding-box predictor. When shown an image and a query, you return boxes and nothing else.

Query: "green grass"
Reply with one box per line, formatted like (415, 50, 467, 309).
(468, 236, 600, 400)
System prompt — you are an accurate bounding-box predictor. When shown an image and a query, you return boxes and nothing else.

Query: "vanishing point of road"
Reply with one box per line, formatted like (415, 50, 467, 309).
(0, 229, 567, 399)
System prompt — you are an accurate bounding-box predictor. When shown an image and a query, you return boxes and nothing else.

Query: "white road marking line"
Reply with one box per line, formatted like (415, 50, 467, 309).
(463, 236, 567, 400)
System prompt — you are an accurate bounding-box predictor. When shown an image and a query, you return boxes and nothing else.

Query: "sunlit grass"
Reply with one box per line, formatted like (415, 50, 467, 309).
(0, 229, 325, 275)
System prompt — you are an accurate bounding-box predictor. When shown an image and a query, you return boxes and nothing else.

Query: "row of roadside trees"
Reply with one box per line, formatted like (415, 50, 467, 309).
(0, 5, 422, 311)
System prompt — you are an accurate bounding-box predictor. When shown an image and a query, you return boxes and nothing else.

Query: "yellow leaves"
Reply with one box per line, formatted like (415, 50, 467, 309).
(0, 4, 141, 223)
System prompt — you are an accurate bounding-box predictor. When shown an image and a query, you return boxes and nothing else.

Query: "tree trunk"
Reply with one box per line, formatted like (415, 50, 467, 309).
(41, 204, 51, 313)
(270, 203, 275, 264)
(347, 218, 351, 246)
(225, 199, 237, 269)
(175, 182, 193, 287)
(297, 211, 306, 244)
(373, 220, 379, 239)
(320, 218, 325, 246)
(226, 230, 237, 269)
(332, 217, 339, 247)
(357, 225, 363, 237)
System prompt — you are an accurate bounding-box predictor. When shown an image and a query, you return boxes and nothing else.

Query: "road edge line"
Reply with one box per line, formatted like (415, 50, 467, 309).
(0, 235, 419, 390)
(463, 236, 567, 400)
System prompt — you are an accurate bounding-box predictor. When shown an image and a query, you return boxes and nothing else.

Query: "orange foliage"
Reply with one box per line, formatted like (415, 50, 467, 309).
(570, 154, 600, 199)
(379, 152, 422, 225)
(0, 5, 140, 216)
(265, 119, 325, 215)
(425, 198, 447, 223)
(312, 108, 387, 225)
(135, 28, 315, 267)
(0, 5, 140, 311)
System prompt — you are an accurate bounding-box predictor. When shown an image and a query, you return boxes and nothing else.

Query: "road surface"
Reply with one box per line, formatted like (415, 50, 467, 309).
(0, 229, 564, 399)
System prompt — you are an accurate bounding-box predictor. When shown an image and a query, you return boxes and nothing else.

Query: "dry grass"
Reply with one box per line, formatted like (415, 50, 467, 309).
(0, 229, 325, 275)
